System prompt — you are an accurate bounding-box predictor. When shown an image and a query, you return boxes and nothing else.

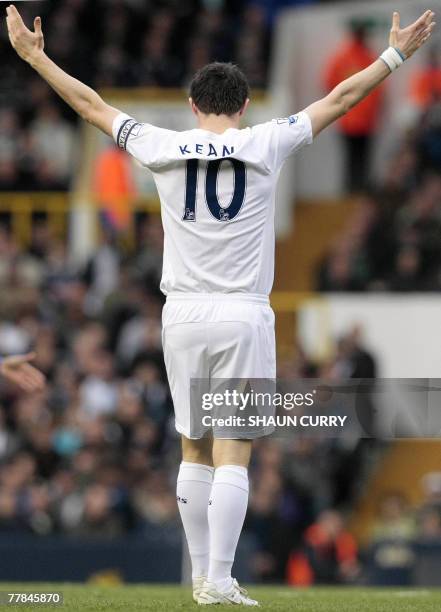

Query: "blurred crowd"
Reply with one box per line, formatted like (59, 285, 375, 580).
(319, 44, 441, 292)
(318, 159, 441, 292)
(0, 103, 76, 192)
(318, 116, 441, 292)
(366, 473, 441, 585)
(0, 214, 178, 539)
(372, 474, 441, 546)
(0, 0, 277, 191)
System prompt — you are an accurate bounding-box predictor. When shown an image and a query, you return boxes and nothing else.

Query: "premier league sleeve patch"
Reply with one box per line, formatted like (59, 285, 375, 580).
(275, 115, 299, 126)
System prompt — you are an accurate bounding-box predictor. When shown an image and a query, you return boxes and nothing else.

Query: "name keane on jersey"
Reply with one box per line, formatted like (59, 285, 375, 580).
(178, 143, 235, 157)
(176, 114, 301, 156)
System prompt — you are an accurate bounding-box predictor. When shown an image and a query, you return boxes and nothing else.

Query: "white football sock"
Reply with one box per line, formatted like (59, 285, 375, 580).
(177, 461, 214, 579)
(207, 464, 249, 592)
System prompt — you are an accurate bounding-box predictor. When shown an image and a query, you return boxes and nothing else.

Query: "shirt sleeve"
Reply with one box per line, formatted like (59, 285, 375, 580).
(112, 112, 172, 168)
(254, 111, 313, 171)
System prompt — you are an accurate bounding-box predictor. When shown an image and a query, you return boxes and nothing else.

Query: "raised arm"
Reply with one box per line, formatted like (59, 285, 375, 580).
(304, 10, 436, 137)
(6, 4, 119, 137)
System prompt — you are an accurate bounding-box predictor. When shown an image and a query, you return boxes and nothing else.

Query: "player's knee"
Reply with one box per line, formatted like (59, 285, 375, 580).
(213, 439, 252, 468)
(181, 435, 213, 466)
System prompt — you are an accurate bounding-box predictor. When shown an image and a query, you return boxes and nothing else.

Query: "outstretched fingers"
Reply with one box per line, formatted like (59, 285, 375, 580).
(7, 5, 22, 21)
(6, 8, 17, 37)
(419, 22, 436, 45)
(424, 9, 435, 24)
(415, 14, 436, 43)
(11, 352, 37, 365)
(21, 363, 46, 389)
(6, 5, 18, 26)
(34, 16, 42, 36)
(6, 4, 26, 35)
(412, 9, 434, 32)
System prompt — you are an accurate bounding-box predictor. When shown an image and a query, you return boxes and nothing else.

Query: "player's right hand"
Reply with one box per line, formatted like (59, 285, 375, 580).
(6, 4, 44, 64)
(389, 9, 436, 59)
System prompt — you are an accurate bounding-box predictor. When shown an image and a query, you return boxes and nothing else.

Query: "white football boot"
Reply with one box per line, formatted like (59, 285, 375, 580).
(197, 578, 259, 606)
(193, 577, 207, 603)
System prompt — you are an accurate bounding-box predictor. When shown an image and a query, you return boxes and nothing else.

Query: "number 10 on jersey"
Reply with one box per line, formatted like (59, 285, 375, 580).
(183, 158, 246, 223)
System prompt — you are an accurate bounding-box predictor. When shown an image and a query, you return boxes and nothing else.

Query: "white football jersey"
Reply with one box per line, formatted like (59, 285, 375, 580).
(112, 112, 313, 297)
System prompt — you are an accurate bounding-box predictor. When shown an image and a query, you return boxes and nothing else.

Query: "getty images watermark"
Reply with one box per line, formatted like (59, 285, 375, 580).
(201, 387, 347, 427)
(188, 378, 441, 439)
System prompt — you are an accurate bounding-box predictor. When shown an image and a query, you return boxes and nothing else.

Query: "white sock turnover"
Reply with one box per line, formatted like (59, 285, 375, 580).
(176, 461, 214, 580)
(207, 464, 249, 592)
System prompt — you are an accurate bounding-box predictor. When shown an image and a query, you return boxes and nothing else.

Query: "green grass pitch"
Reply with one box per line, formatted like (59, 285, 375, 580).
(1, 584, 441, 611)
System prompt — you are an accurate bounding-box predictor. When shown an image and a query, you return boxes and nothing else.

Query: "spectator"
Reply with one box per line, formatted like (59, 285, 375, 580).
(70, 483, 125, 538)
(0, 160, 20, 191)
(367, 492, 416, 586)
(409, 46, 441, 110)
(93, 146, 136, 233)
(0, 109, 20, 165)
(420, 472, 441, 519)
(30, 104, 75, 186)
(416, 100, 441, 174)
(370, 492, 415, 543)
(388, 245, 424, 291)
(323, 21, 383, 191)
(79, 350, 118, 419)
(83, 229, 120, 315)
(418, 507, 441, 541)
(286, 509, 359, 585)
(328, 324, 376, 379)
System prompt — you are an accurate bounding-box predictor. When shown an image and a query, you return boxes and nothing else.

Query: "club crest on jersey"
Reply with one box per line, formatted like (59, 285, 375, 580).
(183, 208, 195, 221)
(177, 495, 188, 504)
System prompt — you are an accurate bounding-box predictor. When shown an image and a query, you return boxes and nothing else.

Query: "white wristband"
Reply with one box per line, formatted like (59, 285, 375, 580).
(379, 46, 406, 72)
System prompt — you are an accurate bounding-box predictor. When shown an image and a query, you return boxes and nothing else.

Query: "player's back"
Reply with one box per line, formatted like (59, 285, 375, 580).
(113, 112, 313, 297)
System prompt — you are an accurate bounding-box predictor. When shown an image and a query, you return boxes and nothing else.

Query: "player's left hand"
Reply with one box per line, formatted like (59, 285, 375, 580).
(390, 9, 436, 59)
(0, 352, 46, 393)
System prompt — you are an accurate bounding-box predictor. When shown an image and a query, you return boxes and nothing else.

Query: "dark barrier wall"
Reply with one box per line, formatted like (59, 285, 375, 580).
(0, 531, 256, 584)
(0, 530, 182, 583)
(413, 543, 441, 587)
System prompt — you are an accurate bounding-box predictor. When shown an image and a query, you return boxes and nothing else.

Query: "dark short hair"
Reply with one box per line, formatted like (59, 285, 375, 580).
(189, 62, 250, 116)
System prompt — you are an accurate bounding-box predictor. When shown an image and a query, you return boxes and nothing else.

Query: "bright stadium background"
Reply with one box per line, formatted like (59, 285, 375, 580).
(1, 0, 441, 604)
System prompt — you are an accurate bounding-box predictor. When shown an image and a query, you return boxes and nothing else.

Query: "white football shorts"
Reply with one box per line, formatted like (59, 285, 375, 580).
(162, 293, 276, 439)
